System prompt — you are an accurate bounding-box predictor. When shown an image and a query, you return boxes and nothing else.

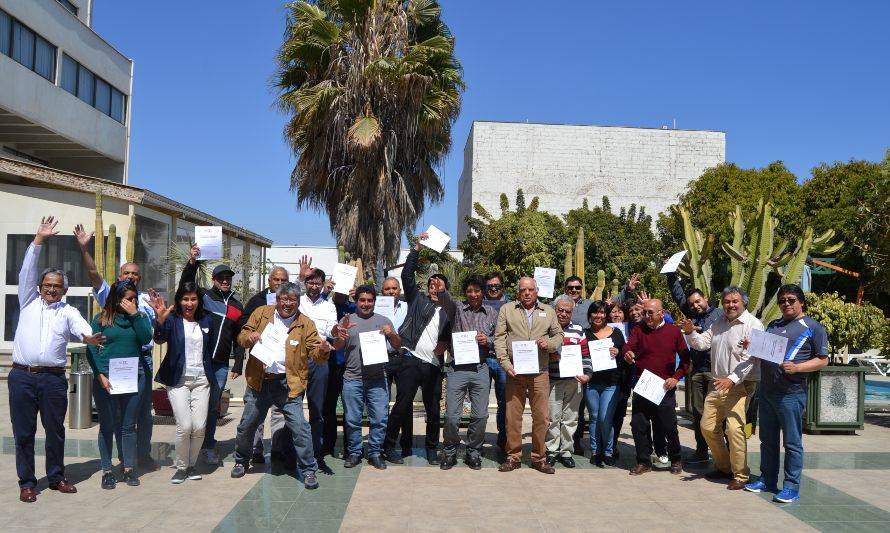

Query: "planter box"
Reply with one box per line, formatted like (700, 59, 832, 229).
(804, 365, 865, 433)
(152, 387, 232, 418)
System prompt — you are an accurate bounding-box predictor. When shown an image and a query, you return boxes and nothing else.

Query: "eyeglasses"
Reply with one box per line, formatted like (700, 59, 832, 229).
(566, 285, 583, 291)
(777, 298, 799, 305)
(642, 310, 660, 316)
(486, 284, 502, 290)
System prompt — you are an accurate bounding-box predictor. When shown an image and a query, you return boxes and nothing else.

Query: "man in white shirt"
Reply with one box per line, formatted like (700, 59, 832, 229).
(11, 217, 104, 503)
(681, 286, 763, 490)
(74, 224, 158, 470)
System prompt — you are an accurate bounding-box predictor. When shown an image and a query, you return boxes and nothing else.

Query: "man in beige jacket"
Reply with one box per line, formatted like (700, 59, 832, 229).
(495, 277, 564, 473)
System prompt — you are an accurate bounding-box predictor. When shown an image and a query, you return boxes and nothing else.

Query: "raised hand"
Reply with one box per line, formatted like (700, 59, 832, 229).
(35, 216, 60, 244)
(627, 272, 641, 291)
(679, 318, 696, 335)
(73, 224, 94, 248)
(81, 332, 106, 347)
(414, 231, 430, 250)
(119, 298, 138, 316)
(638, 291, 651, 302)
(149, 293, 174, 324)
(189, 243, 200, 263)
(299, 255, 313, 281)
(323, 279, 335, 294)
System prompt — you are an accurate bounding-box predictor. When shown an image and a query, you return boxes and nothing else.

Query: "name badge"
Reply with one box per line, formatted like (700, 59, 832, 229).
(201, 327, 209, 333)
(538, 312, 547, 317)
(289, 340, 300, 346)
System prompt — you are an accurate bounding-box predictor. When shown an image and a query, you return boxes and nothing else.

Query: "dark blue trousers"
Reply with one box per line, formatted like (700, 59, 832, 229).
(8, 368, 68, 488)
(306, 358, 329, 459)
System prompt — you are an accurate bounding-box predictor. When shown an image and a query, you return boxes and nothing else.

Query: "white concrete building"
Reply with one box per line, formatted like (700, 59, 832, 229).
(0, 1, 271, 352)
(456, 121, 726, 241)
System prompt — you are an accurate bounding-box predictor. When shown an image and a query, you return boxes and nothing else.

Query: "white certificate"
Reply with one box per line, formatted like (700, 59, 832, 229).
(608, 322, 629, 341)
(421, 225, 451, 253)
(558, 344, 584, 378)
(108, 357, 139, 395)
(633, 369, 667, 405)
(374, 296, 395, 319)
(194, 226, 223, 260)
(251, 322, 287, 367)
(452, 330, 480, 365)
(512, 340, 540, 374)
(660, 250, 688, 274)
(588, 338, 616, 372)
(747, 328, 789, 365)
(359, 330, 389, 365)
(331, 263, 358, 295)
(533, 267, 557, 298)
(266, 292, 277, 306)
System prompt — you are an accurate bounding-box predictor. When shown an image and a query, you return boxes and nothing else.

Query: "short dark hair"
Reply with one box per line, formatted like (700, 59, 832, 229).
(685, 288, 706, 301)
(355, 284, 377, 300)
(305, 268, 326, 283)
(485, 271, 504, 284)
(174, 282, 205, 319)
(428, 273, 449, 290)
(462, 274, 486, 293)
(776, 284, 807, 311)
(564, 275, 583, 287)
(587, 300, 608, 317)
(606, 301, 625, 320)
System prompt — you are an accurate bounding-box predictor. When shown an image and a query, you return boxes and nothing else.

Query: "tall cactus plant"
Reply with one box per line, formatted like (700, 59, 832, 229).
(563, 246, 573, 281)
(126, 212, 136, 263)
(574, 227, 585, 293)
(94, 192, 105, 286)
(589, 270, 606, 301)
(105, 224, 117, 281)
(722, 200, 783, 315)
(674, 205, 714, 297)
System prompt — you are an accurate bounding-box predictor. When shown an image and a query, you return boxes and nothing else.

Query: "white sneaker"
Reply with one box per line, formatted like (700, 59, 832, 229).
(186, 467, 202, 480)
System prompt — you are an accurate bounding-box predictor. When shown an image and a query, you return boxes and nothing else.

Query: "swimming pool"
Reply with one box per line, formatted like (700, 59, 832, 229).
(865, 380, 890, 403)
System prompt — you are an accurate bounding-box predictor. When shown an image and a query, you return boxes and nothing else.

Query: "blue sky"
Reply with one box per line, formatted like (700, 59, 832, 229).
(94, 1, 890, 246)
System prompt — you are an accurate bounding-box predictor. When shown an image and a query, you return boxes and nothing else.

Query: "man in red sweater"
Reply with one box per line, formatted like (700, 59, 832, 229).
(623, 299, 690, 475)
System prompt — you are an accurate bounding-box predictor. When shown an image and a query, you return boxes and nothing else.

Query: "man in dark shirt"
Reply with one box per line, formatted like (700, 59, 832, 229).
(623, 299, 691, 476)
(482, 271, 509, 454)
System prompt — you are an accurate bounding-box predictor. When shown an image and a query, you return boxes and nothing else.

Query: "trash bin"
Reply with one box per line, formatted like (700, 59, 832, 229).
(68, 348, 93, 429)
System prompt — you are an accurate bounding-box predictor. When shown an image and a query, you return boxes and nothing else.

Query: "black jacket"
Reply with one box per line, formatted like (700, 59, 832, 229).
(665, 272, 723, 373)
(244, 288, 274, 324)
(397, 248, 456, 353)
(153, 314, 216, 387)
(179, 260, 246, 371)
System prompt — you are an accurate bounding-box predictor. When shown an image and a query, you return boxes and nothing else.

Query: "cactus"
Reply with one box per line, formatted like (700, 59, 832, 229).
(609, 278, 620, 299)
(563, 246, 573, 281)
(674, 205, 713, 297)
(337, 245, 346, 264)
(574, 227, 585, 293)
(727, 205, 745, 287)
(126, 212, 136, 263)
(105, 224, 117, 281)
(589, 270, 606, 301)
(353, 258, 364, 287)
(94, 192, 105, 286)
(722, 199, 781, 315)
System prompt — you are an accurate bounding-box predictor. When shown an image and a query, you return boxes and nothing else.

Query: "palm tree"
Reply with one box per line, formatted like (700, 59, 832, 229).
(276, 0, 464, 267)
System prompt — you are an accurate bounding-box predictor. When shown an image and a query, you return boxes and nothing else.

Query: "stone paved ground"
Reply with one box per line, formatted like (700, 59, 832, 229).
(1, 381, 889, 532)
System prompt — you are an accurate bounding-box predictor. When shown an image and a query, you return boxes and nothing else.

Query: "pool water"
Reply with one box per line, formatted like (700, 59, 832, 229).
(865, 380, 890, 403)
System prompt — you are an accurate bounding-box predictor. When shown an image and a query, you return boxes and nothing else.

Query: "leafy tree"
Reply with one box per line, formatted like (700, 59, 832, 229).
(460, 190, 568, 295)
(275, 0, 464, 267)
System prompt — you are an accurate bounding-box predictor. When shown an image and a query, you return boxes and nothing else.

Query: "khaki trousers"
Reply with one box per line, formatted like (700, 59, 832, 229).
(701, 380, 756, 481)
(505, 372, 550, 465)
(546, 378, 582, 458)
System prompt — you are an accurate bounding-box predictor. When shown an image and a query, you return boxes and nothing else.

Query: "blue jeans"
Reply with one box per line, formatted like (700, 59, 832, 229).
(233, 376, 317, 475)
(757, 389, 807, 491)
(342, 378, 389, 458)
(486, 357, 507, 447)
(116, 355, 153, 461)
(202, 362, 228, 450)
(585, 383, 618, 457)
(94, 376, 142, 471)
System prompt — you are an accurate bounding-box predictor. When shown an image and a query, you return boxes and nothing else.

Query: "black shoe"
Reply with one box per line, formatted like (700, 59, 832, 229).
(464, 455, 482, 470)
(186, 467, 202, 480)
(573, 442, 585, 456)
(612, 448, 620, 461)
(138, 456, 159, 472)
(368, 455, 387, 470)
(171, 469, 188, 484)
(230, 463, 247, 478)
(122, 470, 140, 487)
(270, 451, 285, 463)
(343, 455, 362, 468)
(251, 451, 266, 464)
(101, 472, 117, 490)
(546, 455, 557, 466)
(401, 447, 413, 458)
(440, 455, 457, 470)
(304, 472, 319, 489)
(603, 455, 617, 467)
(591, 454, 604, 468)
(383, 448, 404, 464)
(559, 456, 576, 468)
(426, 449, 440, 465)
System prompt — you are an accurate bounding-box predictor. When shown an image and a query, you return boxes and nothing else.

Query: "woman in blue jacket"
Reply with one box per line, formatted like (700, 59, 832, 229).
(150, 282, 216, 484)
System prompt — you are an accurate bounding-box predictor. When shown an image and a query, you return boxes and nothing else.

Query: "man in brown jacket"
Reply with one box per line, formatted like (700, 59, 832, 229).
(229, 282, 335, 489)
(495, 277, 564, 473)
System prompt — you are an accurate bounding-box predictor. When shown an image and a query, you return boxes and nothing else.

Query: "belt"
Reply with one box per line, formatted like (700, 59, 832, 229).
(263, 372, 285, 381)
(12, 363, 66, 375)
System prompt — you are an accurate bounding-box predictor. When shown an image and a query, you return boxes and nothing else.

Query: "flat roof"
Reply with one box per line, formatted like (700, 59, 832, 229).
(471, 120, 725, 134)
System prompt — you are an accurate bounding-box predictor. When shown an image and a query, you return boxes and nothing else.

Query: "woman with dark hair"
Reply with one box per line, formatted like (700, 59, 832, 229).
(607, 300, 633, 461)
(745, 284, 828, 503)
(151, 282, 216, 484)
(87, 280, 153, 489)
(584, 301, 626, 467)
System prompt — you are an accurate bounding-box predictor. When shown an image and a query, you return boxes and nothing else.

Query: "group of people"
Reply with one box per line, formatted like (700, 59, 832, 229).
(10, 218, 828, 506)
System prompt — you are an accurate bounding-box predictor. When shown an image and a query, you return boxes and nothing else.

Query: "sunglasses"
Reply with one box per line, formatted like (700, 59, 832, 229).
(486, 284, 503, 290)
(777, 298, 799, 305)
(566, 285, 583, 291)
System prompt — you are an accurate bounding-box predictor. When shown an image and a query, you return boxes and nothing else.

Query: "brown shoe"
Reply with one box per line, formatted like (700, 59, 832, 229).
(19, 487, 37, 503)
(48, 479, 77, 493)
(670, 461, 683, 475)
(498, 461, 520, 472)
(532, 461, 555, 474)
(629, 463, 652, 476)
(727, 479, 747, 490)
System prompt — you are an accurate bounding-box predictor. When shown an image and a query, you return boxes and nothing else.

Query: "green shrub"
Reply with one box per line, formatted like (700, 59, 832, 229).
(806, 292, 889, 354)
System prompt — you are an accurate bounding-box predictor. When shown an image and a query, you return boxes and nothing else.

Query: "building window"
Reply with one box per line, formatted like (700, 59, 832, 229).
(133, 214, 170, 295)
(5, 234, 119, 288)
(66, 295, 90, 321)
(59, 53, 127, 124)
(58, 1, 79, 16)
(2, 13, 57, 83)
